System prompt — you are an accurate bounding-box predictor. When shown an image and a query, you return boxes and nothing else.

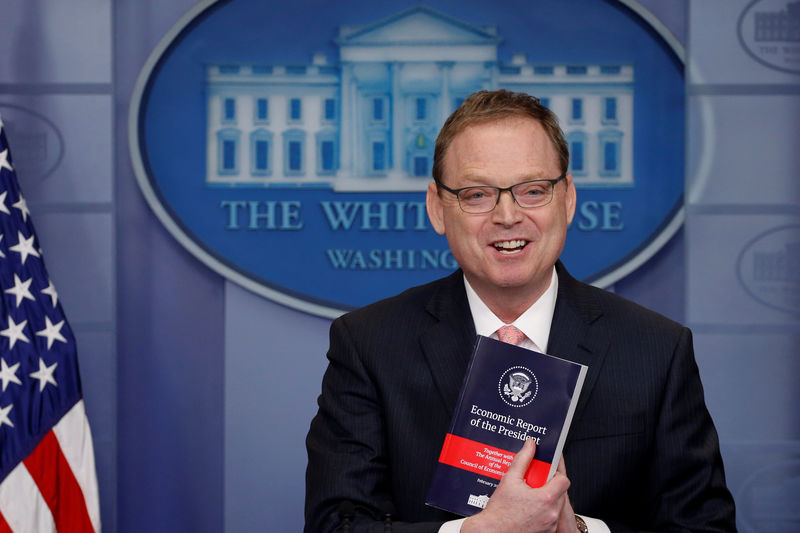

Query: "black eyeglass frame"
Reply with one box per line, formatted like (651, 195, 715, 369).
(435, 173, 567, 214)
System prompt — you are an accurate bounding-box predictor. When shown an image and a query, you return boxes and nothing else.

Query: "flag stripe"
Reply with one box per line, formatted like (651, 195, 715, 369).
(53, 401, 101, 532)
(0, 509, 13, 533)
(23, 431, 95, 533)
(0, 461, 56, 533)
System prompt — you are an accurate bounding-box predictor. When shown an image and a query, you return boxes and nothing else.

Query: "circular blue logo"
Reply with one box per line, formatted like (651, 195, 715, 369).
(738, 0, 800, 75)
(0, 103, 64, 183)
(737, 224, 800, 315)
(130, 0, 685, 317)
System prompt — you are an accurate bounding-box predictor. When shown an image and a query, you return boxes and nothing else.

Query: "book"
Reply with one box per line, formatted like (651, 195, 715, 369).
(425, 335, 587, 517)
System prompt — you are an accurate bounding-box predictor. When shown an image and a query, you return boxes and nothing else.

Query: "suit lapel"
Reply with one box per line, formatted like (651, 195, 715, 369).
(420, 271, 476, 417)
(548, 263, 610, 429)
(418, 265, 610, 424)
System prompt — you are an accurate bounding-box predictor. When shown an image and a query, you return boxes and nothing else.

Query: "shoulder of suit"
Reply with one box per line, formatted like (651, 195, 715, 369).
(336, 271, 460, 326)
(561, 270, 686, 335)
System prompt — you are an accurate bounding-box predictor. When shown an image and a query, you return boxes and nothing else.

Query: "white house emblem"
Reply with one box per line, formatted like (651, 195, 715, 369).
(738, 0, 800, 74)
(130, 1, 686, 318)
(467, 494, 490, 509)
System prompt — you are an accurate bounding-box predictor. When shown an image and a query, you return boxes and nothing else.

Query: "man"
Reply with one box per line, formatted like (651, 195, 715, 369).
(305, 90, 736, 532)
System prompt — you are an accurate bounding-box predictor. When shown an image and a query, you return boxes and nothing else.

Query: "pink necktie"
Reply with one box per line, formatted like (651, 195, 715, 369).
(496, 325, 526, 346)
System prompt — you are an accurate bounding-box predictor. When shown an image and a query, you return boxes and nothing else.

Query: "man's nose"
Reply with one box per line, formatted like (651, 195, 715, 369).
(491, 189, 523, 225)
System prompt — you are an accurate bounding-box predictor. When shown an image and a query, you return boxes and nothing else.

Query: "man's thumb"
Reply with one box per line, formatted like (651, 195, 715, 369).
(505, 438, 536, 479)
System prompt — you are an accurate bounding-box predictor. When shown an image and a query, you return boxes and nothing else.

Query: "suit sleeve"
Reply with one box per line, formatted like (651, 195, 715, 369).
(609, 327, 736, 533)
(304, 316, 445, 533)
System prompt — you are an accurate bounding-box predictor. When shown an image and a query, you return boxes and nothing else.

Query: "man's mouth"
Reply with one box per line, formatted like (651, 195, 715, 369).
(493, 240, 528, 254)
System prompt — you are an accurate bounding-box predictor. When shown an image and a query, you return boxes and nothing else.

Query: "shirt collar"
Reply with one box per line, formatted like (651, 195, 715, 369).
(464, 268, 559, 353)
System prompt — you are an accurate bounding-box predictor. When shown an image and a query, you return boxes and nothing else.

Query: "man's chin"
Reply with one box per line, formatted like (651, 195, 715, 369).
(485, 266, 555, 293)
(487, 274, 536, 291)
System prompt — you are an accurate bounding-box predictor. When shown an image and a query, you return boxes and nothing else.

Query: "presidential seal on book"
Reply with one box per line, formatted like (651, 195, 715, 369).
(498, 366, 538, 407)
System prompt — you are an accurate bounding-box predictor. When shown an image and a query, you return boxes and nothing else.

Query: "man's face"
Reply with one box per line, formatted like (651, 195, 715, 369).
(427, 116, 576, 303)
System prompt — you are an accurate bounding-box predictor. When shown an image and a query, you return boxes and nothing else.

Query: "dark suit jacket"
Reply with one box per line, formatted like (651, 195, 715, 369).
(305, 264, 736, 533)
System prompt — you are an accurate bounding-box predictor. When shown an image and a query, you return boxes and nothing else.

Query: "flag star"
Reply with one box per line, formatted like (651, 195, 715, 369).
(0, 191, 9, 215)
(9, 231, 39, 265)
(41, 279, 59, 308)
(36, 316, 67, 349)
(4, 273, 35, 307)
(0, 315, 29, 349)
(0, 234, 5, 259)
(0, 404, 13, 429)
(12, 194, 30, 222)
(0, 150, 12, 173)
(0, 358, 21, 391)
(30, 358, 57, 392)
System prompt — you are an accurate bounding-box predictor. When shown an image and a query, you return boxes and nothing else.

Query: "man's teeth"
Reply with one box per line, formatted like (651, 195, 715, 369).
(494, 240, 526, 252)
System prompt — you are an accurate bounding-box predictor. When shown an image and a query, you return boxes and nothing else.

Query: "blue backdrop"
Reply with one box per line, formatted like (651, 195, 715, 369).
(0, 1, 798, 532)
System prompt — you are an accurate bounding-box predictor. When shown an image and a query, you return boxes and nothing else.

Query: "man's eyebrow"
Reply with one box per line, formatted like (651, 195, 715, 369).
(456, 172, 552, 185)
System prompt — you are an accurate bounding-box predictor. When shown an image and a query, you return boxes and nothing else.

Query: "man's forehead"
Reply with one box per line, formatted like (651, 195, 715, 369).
(447, 116, 554, 158)
(443, 117, 559, 177)
(459, 114, 542, 136)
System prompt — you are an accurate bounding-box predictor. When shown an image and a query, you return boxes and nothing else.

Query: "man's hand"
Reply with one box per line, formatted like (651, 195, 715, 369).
(555, 456, 579, 533)
(461, 439, 577, 533)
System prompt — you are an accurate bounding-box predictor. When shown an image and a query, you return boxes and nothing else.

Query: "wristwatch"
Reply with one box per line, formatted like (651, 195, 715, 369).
(575, 515, 589, 533)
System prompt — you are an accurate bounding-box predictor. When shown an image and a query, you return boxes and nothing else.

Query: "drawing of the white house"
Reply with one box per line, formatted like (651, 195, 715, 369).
(205, 5, 634, 191)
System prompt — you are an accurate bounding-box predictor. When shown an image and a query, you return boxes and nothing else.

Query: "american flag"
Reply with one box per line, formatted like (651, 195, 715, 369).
(0, 115, 101, 531)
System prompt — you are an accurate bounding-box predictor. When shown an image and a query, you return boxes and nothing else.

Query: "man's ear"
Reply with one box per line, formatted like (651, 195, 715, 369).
(564, 173, 577, 226)
(426, 181, 446, 235)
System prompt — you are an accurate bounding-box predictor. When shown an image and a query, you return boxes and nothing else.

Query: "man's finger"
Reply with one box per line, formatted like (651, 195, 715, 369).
(542, 468, 571, 496)
(540, 453, 571, 496)
(557, 454, 567, 476)
(556, 488, 578, 533)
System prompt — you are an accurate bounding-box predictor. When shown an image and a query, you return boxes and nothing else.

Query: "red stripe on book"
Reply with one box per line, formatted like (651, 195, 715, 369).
(439, 434, 553, 486)
(438, 434, 515, 480)
(523, 457, 552, 488)
(23, 431, 95, 533)
(0, 510, 13, 533)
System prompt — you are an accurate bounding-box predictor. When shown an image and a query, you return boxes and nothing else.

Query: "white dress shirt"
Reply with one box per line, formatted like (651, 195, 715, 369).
(464, 268, 558, 354)
(438, 268, 609, 533)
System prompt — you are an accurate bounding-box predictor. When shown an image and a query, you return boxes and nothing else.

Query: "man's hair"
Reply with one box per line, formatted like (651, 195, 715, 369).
(432, 89, 569, 184)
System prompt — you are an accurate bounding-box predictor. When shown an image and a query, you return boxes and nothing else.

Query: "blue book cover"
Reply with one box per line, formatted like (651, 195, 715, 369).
(425, 335, 587, 517)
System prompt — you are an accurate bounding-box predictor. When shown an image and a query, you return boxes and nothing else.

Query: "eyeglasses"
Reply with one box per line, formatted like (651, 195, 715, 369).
(436, 173, 566, 214)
